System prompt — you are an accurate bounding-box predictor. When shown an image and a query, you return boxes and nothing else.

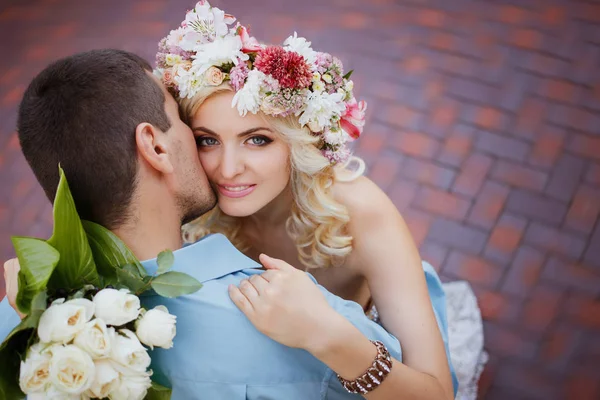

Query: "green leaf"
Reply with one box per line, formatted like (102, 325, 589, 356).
(47, 167, 99, 290)
(82, 220, 146, 279)
(343, 69, 354, 80)
(0, 292, 46, 400)
(12, 237, 59, 314)
(145, 381, 172, 400)
(115, 264, 147, 294)
(150, 272, 203, 298)
(156, 250, 174, 275)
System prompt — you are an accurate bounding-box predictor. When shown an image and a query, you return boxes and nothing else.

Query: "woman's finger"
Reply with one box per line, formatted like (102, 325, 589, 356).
(260, 269, 279, 283)
(248, 274, 270, 294)
(259, 254, 294, 272)
(238, 279, 260, 303)
(228, 284, 255, 316)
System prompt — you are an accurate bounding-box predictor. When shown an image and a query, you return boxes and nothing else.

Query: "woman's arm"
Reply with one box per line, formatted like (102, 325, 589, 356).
(336, 176, 454, 399)
(229, 254, 451, 400)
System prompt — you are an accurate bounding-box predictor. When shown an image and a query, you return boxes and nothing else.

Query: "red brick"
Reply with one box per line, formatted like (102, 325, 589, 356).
(568, 134, 600, 161)
(51, 21, 78, 39)
(428, 32, 455, 52)
(545, 153, 586, 202)
(444, 251, 502, 287)
(416, 9, 444, 28)
(475, 289, 520, 323)
(490, 160, 548, 190)
(467, 181, 510, 229)
(499, 5, 526, 24)
(368, 154, 402, 190)
(565, 294, 600, 329)
(388, 180, 418, 212)
(543, 257, 600, 296)
(500, 246, 545, 297)
(437, 125, 474, 167)
(400, 157, 456, 189)
(514, 97, 546, 141)
(430, 102, 457, 129)
(511, 29, 543, 50)
(540, 324, 583, 369)
(419, 241, 448, 271)
(475, 131, 530, 162)
(403, 55, 428, 74)
(529, 126, 566, 168)
(494, 362, 561, 398)
(564, 185, 600, 234)
(485, 214, 527, 264)
(340, 12, 369, 29)
(521, 284, 564, 333)
(475, 107, 506, 130)
(1, 85, 25, 107)
(393, 131, 440, 158)
(402, 208, 433, 247)
(413, 186, 471, 220)
(427, 217, 488, 254)
(452, 153, 493, 197)
(524, 222, 587, 260)
(506, 188, 568, 226)
(566, 373, 600, 400)
(543, 79, 579, 103)
(483, 322, 538, 360)
(585, 163, 600, 185)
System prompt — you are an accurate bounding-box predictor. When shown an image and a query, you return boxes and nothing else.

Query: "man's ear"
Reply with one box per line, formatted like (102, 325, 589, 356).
(135, 123, 174, 174)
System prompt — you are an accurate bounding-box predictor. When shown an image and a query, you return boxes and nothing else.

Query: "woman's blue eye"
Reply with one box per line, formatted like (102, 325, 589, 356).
(197, 137, 218, 146)
(248, 136, 272, 146)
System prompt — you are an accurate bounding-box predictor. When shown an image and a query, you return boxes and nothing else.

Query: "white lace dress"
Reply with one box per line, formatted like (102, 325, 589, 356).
(367, 280, 487, 399)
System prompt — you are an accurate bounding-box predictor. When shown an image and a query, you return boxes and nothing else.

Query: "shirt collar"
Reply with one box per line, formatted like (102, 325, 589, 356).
(141, 233, 261, 282)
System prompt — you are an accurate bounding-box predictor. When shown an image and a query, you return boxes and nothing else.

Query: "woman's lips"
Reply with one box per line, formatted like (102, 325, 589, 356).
(217, 184, 257, 198)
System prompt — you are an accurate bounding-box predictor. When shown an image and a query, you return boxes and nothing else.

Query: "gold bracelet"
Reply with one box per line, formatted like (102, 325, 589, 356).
(336, 340, 393, 394)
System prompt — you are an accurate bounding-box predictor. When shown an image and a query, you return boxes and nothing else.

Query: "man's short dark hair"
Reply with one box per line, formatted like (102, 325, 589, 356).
(17, 49, 171, 229)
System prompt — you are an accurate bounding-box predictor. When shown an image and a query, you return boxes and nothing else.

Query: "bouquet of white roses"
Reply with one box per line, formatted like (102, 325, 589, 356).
(0, 167, 202, 399)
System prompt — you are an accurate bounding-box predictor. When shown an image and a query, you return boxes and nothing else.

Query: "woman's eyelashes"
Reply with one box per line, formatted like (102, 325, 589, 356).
(195, 135, 273, 147)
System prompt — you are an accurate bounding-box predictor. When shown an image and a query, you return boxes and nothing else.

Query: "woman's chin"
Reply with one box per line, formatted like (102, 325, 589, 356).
(218, 200, 257, 218)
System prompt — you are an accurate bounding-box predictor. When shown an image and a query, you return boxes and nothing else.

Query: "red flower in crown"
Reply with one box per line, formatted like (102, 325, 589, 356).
(254, 46, 312, 89)
(236, 24, 262, 53)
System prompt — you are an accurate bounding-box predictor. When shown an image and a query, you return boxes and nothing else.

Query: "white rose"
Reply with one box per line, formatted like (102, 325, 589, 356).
(49, 345, 95, 395)
(73, 319, 112, 359)
(135, 306, 177, 349)
(93, 288, 141, 326)
(19, 343, 52, 394)
(110, 329, 151, 373)
(86, 359, 120, 398)
(108, 372, 151, 400)
(322, 73, 333, 84)
(27, 385, 83, 399)
(38, 299, 95, 344)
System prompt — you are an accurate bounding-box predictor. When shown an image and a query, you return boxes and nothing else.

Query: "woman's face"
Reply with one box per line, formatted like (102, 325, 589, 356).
(190, 91, 291, 217)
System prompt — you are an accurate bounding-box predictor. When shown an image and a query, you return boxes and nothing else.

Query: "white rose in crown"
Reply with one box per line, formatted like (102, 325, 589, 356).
(93, 288, 141, 326)
(73, 318, 112, 359)
(37, 298, 95, 344)
(18, 343, 52, 394)
(86, 359, 121, 398)
(48, 345, 95, 395)
(108, 371, 152, 400)
(27, 385, 82, 399)
(110, 329, 151, 373)
(135, 306, 177, 349)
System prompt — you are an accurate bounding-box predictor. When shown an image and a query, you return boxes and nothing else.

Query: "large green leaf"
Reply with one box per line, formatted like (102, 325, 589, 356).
(116, 264, 147, 294)
(47, 167, 99, 290)
(145, 381, 172, 400)
(82, 220, 147, 278)
(0, 292, 47, 400)
(150, 272, 203, 298)
(12, 237, 59, 314)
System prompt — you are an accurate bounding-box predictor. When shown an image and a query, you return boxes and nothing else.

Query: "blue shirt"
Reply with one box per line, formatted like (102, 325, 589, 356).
(0, 234, 457, 399)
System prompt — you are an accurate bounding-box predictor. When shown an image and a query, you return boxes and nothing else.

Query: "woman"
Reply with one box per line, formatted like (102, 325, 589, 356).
(154, 1, 465, 398)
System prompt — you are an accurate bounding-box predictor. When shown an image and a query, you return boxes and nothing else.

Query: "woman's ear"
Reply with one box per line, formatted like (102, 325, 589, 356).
(135, 122, 174, 174)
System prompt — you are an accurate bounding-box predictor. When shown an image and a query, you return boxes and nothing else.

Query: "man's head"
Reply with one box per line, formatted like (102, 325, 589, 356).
(17, 49, 216, 230)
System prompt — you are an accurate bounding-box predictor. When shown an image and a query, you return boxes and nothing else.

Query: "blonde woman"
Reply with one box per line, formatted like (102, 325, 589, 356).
(153, 2, 463, 398)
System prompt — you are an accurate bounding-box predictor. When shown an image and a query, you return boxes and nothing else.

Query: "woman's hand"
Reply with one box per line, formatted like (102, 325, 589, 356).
(3, 258, 25, 319)
(228, 254, 338, 351)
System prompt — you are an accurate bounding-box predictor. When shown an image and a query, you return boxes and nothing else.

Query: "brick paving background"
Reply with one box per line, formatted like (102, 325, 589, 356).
(1, 0, 599, 398)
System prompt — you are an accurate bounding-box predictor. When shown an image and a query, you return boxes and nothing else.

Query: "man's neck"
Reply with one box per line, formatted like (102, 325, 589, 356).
(112, 205, 184, 262)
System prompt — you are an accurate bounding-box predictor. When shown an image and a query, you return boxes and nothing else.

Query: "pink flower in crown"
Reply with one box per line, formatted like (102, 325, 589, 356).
(229, 59, 249, 91)
(236, 24, 262, 53)
(340, 98, 367, 140)
(254, 46, 312, 89)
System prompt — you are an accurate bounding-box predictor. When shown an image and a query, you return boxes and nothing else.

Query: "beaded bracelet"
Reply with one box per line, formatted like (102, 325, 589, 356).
(337, 340, 393, 394)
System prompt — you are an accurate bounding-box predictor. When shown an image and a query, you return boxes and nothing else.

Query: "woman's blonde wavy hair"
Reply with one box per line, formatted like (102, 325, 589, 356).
(178, 83, 365, 270)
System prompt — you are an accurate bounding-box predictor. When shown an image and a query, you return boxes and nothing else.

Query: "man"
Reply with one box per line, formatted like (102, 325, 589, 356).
(0, 49, 407, 399)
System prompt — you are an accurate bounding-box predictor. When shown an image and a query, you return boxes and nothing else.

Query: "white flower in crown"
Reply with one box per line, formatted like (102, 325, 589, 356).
(284, 32, 317, 66)
(191, 34, 248, 76)
(232, 70, 279, 116)
(299, 91, 347, 133)
(166, 26, 187, 48)
(322, 127, 348, 147)
(174, 65, 203, 99)
(180, 1, 236, 50)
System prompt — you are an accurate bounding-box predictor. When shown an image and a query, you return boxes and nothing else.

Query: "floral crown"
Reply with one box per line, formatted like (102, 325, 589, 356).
(154, 0, 366, 165)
